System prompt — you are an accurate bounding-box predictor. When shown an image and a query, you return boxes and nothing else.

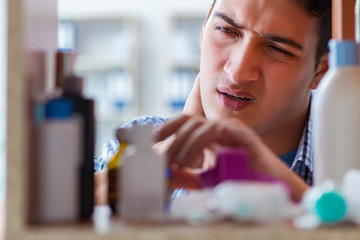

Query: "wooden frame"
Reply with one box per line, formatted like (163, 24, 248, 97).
(333, 0, 356, 40)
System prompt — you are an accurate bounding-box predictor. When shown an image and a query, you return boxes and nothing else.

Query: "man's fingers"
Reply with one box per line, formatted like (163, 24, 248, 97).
(170, 164, 202, 189)
(154, 114, 191, 141)
(175, 121, 219, 165)
(168, 118, 259, 168)
(166, 118, 205, 166)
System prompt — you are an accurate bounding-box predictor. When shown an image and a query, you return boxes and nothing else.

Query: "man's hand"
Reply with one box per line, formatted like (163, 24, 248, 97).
(153, 74, 207, 167)
(155, 114, 310, 201)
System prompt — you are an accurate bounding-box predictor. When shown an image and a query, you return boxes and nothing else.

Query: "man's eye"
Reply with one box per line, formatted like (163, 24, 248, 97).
(267, 45, 294, 58)
(215, 26, 238, 37)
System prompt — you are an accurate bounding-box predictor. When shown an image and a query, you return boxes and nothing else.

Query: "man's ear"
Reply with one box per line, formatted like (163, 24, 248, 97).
(309, 53, 329, 89)
(200, 3, 215, 46)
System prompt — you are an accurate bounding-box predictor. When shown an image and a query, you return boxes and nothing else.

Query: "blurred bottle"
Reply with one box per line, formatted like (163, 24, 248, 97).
(34, 99, 81, 223)
(55, 49, 74, 92)
(314, 40, 360, 185)
(63, 74, 95, 220)
(117, 125, 166, 221)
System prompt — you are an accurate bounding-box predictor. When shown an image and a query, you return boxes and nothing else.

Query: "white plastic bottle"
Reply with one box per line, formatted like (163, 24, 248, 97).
(34, 98, 81, 223)
(117, 125, 166, 221)
(314, 40, 360, 185)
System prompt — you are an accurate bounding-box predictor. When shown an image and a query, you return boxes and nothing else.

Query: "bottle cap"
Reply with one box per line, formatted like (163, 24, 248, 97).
(315, 191, 347, 223)
(56, 49, 74, 89)
(329, 40, 359, 68)
(46, 98, 73, 119)
(63, 75, 84, 96)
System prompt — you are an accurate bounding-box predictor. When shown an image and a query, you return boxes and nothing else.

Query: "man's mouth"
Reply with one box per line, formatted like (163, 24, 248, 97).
(222, 92, 254, 102)
(217, 88, 255, 111)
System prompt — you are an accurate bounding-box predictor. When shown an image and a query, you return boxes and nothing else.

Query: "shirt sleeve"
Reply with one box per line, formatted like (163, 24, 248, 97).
(94, 116, 169, 172)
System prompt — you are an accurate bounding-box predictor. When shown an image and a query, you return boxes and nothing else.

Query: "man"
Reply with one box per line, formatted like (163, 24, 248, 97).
(154, 0, 330, 200)
(95, 0, 331, 202)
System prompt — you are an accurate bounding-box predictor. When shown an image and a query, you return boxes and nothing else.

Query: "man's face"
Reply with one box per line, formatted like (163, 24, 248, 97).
(200, 0, 321, 136)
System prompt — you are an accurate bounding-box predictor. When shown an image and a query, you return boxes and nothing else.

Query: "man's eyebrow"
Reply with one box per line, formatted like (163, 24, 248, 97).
(263, 34, 303, 50)
(214, 11, 303, 51)
(214, 12, 243, 29)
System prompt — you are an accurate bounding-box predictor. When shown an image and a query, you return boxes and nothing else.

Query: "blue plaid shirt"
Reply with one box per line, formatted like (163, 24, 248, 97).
(94, 109, 314, 186)
(94, 116, 168, 171)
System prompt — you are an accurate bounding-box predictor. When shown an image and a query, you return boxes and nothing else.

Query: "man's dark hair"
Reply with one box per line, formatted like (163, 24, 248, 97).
(209, 0, 331, 69)
(296, 0, 332, 68)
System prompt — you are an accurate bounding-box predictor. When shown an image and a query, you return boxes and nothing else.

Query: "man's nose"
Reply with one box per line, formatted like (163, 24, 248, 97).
(223, 40, 261, 84)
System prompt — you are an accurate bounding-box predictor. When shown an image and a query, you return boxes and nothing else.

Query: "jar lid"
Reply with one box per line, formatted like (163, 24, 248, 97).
(46, 98, 73, 119)
(315, 191, 347, 223)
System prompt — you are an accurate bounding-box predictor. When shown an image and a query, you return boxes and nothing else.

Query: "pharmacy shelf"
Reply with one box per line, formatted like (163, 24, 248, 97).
(58, 15, 140, 154)
(7, 0, 360, 239)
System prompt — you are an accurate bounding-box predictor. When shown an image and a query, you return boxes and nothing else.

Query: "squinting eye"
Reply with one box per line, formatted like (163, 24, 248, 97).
(215, 26, 239, 37)
(267, 45, 294, 58)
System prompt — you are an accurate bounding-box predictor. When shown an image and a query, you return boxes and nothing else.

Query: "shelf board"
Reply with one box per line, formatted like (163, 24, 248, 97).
(14, 219, 360, 240)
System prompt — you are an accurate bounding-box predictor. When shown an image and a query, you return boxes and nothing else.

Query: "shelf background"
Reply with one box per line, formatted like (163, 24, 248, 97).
(58, 0, 210, 155)
(58, 16, 141, 154)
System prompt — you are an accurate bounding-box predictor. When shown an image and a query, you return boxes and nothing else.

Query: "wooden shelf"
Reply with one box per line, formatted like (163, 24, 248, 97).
(9, 219, 360, 240)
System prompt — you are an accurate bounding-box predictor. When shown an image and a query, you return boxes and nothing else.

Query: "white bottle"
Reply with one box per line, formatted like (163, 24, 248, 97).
(314, 40, 360, 185)
(118, 125, 166, 220)
(34, 98, 81, 223)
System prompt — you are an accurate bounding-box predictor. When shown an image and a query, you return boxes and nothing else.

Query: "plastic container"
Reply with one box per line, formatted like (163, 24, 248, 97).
(170, 181, 297, 224)
(313, 40, 360, 185)
(198, 147, 295, 200)
(296, 171, 360, 229)
(300, 180, 348, 226)
(117, 125, 166, 220)
(34, 98, 81, 223)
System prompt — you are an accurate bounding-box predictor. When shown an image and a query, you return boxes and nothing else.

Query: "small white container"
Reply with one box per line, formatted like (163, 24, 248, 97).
(118, 125, 166, 221)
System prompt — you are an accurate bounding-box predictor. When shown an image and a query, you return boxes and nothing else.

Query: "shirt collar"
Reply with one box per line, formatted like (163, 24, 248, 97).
(291, 93, 314, 173)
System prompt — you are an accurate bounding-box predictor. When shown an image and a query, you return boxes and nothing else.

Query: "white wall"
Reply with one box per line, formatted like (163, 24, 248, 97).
(0, 0, 8, 202)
